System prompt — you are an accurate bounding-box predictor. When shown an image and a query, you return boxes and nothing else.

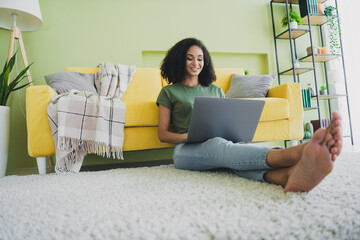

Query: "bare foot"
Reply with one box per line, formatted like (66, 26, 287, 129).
(328, 112, 342, 161)
(284, 128, 334, 193)
(267, 112, 342, 169)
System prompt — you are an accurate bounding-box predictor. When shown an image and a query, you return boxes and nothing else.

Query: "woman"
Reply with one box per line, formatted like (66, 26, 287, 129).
(156, 38, 342, 192)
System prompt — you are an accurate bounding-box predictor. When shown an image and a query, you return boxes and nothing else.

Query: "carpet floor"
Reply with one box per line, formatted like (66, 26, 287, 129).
(0, 151, 359, 240)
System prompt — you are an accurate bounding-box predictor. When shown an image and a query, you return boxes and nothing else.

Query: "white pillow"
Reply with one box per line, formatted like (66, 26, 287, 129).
(226, 74, 276, 98)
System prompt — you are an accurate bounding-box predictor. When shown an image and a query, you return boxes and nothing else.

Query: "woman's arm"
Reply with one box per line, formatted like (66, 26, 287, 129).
(158, 104, 188, 144)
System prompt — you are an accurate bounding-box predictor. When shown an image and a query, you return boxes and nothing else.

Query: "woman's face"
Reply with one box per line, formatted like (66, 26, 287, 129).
(185, 45, 204, 78)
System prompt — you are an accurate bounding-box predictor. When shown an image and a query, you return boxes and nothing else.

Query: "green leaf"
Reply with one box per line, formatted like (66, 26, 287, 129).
(0, 52, 33, 106)
(10, 82, 31, 92)
(7, 64, 32, 90)
(2, 51, 16, 74)
(2, 64, 11, 86)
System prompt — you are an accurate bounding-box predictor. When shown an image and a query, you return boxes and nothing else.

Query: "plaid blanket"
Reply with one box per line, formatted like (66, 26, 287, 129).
(95, 62, 135, 98)
(47, 63, 136, 173)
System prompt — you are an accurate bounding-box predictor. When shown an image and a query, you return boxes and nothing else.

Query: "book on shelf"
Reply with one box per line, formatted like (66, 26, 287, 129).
(313, 0, 319, 13)
(299, 0, 319, 18)
(322, 118, 331, 128)
(311, 119, 330, 131)
(314, 0, 319, 13)
(299, 0, 309, 18)
(301, 89, 311, 108)
(306, 89, 311, 107)
(311, 0, 318, 14)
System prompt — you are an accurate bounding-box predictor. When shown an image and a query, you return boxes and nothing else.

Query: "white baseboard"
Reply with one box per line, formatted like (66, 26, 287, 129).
(6, 167, 55, 176)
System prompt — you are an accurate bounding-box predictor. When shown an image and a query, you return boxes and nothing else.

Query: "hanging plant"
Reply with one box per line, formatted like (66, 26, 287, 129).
(324, 6, 341, 54)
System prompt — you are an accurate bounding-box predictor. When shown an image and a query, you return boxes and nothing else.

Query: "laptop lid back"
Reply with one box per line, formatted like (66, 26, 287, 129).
(187, 97, 265, 143)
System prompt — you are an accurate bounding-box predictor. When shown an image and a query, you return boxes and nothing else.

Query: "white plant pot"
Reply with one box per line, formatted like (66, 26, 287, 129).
(290, 21, 298, 29)
(320, 90, 328, 95)
(0, 106, 10, 178)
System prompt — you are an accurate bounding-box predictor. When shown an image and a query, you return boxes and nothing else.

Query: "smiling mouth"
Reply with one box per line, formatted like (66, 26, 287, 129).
(190, 67, 199, 71)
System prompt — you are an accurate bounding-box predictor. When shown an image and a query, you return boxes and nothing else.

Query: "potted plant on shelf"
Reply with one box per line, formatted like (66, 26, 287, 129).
(281, 9, 302, 29)
(324, 6, 341, 54)
(0, 52, 32, 178)
(319, 85, 327, 95)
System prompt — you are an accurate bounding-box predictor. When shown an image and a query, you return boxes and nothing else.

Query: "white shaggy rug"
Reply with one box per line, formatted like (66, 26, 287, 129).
(0, 152, 360, 240)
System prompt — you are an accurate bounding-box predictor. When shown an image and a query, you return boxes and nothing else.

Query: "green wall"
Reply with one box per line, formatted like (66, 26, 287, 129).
(0, 0, 304, 172)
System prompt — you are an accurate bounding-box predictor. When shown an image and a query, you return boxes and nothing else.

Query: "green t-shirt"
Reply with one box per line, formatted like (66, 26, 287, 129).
(156, 83, 226, 134)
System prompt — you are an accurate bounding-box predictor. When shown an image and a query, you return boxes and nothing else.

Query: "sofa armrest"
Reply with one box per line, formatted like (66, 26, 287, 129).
(267, 83, 304, 140)
(26, 85, 57, 157)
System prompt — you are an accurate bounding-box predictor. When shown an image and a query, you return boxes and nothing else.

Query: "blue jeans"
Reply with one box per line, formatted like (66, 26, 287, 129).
(173, 137, 279, 182)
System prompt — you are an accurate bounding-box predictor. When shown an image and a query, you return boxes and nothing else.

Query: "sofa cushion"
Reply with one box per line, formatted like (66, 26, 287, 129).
(66, 67, 163, 102)
(226, 74, 276, 98)
(45, 72, 97, 94)
(124, 101, 158, 127)
(65, 67, 99, 74)
(123, 127, 174, 151)
(257, 97, 289, 122)
(254, 120, 290, 142)
(213, 68, 244, 93)
(124, 97, 289, 128)
(161, 68, 245, 93)
(122, 68, 162, 102)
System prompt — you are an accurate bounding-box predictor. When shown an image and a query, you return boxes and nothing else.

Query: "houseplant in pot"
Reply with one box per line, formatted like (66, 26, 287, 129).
(319, 85, 328, 95)
(0, 52, 32, 178)
(281, 9, 302, 29)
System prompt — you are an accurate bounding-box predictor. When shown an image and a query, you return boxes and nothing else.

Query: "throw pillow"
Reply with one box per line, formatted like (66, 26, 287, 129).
(226, 74, 276, 98)
(45, 72, 97, 94)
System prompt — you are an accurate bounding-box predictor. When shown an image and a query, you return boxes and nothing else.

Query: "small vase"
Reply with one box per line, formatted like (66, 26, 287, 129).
(0, 106, 10, 178)
(289, 21, 298, 29)
(307, 83, 315, 97)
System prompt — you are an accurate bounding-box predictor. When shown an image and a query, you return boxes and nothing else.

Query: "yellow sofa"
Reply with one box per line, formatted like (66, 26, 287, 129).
(26, 67, 303, 174)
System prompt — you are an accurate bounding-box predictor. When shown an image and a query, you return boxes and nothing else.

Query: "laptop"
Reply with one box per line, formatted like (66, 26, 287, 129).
(186, 97, 265, 143)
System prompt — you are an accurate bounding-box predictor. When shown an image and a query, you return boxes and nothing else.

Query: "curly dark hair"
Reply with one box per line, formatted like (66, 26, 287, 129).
(160, 38, 216, 86)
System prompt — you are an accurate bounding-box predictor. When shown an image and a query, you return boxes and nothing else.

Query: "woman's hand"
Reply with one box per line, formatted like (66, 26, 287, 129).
(158, 104, 188, 144)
